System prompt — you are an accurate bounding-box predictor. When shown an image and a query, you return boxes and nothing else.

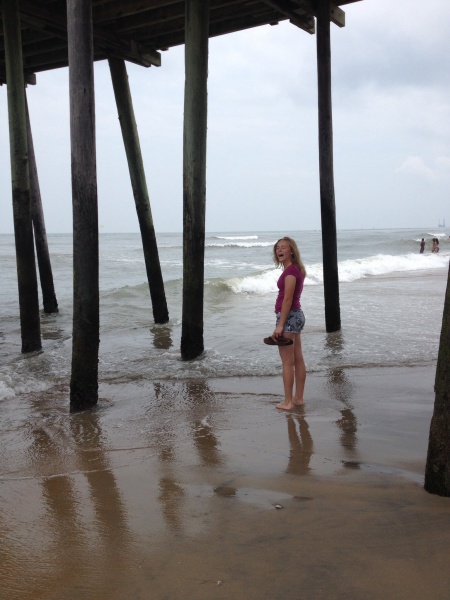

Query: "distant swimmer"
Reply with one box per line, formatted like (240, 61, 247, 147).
(432, 238, 437, 252)
(420, 238, 425, 253)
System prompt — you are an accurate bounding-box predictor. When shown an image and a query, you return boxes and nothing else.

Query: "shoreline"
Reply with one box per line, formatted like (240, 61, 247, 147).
(2, 364, 450, 599)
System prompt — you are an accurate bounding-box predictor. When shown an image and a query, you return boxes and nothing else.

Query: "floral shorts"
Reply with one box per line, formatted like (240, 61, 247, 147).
(276, 309, 305, 333)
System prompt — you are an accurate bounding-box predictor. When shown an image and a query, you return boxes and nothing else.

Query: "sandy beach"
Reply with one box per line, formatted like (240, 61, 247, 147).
(1, 364, 450, 599)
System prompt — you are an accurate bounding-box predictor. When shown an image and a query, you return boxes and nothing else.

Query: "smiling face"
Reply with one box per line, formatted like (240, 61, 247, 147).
(275, 240, 292, 266)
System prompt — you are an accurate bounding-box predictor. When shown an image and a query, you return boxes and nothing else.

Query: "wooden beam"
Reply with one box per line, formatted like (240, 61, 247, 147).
(94, 0, 182, 22)
(316, 0, 341, 332)
(424, 261, 450, 496)
(0, 71, 36, 85)
(108, 57, 169, 324)
(292, 0, 346, 27)
(19, 0, 161, 67)
(67, 0, 99, 411)
(2, 0, 42, 353)
(262, 0, 315, 34)
(336, 0, 362, 5)
(26, 93, 59, 314)
(181, 0, 209, 361)
(144, 9, 288, 50)
(330, 3, 345, 27)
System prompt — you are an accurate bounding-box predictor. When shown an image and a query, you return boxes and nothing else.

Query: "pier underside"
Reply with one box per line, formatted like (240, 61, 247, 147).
(0, 0, 361, 83)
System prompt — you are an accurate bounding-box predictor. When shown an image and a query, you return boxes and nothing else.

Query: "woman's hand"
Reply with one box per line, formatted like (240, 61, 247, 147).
(273, 324, 284, 338)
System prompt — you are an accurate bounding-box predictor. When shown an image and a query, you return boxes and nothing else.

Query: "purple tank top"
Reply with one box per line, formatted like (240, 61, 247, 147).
(275, 264, 304, 313)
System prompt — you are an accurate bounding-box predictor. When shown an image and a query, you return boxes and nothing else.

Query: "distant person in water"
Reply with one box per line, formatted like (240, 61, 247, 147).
(435, 239, 440, 253)
(271, 237, 307, 411)
(420, 238, 425, 253)
(432, 238, 439, 253)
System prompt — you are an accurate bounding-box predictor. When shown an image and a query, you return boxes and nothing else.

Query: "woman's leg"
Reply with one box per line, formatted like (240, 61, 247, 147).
(276, 333, 296, 410)
(293, 333, 306, 405)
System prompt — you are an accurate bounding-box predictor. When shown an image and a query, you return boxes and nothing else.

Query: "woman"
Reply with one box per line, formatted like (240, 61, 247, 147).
(271, 236, 306, 410)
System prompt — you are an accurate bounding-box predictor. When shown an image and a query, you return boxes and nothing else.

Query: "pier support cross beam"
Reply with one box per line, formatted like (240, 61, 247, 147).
(2, 0, 42, 353)
(181, 0, 209, 361)
(108, 57, 169, 324)
(67, 0, 99, 411)
(316, 0, 341, 332)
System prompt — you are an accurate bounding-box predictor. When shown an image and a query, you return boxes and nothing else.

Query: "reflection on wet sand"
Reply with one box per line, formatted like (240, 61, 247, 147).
(152, 379, 223, 532)
(158, 476, 185, 531)
(7, 407, 134, 598)
(285, 413, 313, 475)
(152, 384, 186, 531)
(184, 380, 223, 468)
(150, 323, 173, 350)
(1, 366, 446, 599)
(324, 331, 360, 468)
(69, 413, 131, 545)
(29, 426, 83, 570)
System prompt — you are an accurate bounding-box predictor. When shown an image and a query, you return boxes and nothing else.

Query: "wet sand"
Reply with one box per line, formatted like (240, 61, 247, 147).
(1, 365, 450, 599)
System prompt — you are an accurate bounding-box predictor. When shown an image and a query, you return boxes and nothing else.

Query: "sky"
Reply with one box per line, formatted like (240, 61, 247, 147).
(1, 0, 449, 234)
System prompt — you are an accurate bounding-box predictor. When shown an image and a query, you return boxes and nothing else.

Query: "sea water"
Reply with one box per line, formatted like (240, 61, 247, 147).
(0, 228, 448, 400)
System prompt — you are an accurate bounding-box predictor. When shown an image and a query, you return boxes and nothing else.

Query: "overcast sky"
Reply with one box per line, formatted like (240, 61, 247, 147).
(1, 0, 449, 234)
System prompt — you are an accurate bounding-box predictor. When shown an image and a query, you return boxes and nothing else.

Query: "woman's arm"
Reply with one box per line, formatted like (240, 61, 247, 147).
(274, 274, 296, 337)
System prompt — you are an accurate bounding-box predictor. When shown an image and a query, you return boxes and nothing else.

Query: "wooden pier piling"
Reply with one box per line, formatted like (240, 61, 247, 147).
(181, 0, 210, 360)
(2, 0, 42, 353)
(108, 57, 169, 324)
(26, 94, 59, 314)
(67, 0, 99, 411)
(425, 261, 450, 496)
(316, 0, 341, 332)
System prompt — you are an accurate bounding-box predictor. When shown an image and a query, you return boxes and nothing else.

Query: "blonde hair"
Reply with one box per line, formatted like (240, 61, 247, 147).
(273, 236, 307, 277)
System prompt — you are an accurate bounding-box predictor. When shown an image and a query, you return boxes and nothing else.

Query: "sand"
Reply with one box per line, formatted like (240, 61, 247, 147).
(1, 365, 450, 599)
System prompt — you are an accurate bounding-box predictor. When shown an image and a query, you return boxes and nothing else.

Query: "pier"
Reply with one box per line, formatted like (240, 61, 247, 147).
(1, 0, 363, 410)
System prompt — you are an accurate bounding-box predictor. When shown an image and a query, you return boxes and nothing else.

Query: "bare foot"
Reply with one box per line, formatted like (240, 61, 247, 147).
(276, 401, 294, 411)
(293, 398, 304, 406)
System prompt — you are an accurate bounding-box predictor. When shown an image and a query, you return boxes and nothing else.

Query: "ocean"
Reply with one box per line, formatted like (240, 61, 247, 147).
(0, 228, 448, 400)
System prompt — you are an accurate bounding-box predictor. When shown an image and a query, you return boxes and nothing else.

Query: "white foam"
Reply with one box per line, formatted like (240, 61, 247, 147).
(213, 235, 259, 240)
(426, 232, 448, 239)
(0, 370, 49, 400)
(227, 269, 279, 294)
(206, 241, 273, 248)
(223, 252, 449, 294)
(336, 252, 449, 283)
(0, 378, 14, 400)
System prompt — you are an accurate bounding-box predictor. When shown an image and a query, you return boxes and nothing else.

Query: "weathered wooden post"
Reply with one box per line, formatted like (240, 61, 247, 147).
(108, 57, 169, 324)
(67, 0, 99, 411)
(424, 262, 450, 496)
(316, 0, 341, 332)
(25, 94, 59, 314)
(181, 0, 209, 360)
(2, 0, 42, 353)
